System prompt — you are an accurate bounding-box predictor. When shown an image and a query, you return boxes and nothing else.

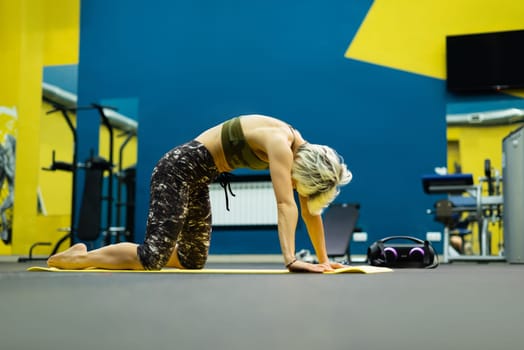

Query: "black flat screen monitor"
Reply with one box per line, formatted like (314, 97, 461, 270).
(446, 29, 524, 93)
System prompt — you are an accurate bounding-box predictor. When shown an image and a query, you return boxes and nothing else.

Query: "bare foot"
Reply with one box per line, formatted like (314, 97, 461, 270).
(47, 243, 88, 269)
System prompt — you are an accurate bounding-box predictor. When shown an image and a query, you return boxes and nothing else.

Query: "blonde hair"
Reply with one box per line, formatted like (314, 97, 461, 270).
(292, 144, 352, 215)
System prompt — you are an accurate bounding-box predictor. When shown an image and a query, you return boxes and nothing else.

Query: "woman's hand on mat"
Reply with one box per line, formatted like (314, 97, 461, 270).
(288, 260, 345, 273)
(326, 261, 346, 270)
(317, 261, 345, 272)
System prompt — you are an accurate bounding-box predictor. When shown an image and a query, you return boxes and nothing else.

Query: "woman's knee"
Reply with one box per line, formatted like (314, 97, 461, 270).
(136, 243, 170, 270)
(177, 243, 208, 269)
(180, 258, 206, 270)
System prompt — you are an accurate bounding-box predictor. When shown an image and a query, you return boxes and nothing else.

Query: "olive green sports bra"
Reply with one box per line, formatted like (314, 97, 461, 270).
(221, 117, 269, 170)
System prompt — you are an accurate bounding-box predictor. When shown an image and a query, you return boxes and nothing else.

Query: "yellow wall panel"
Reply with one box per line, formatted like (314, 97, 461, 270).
(0, 0, 80, 256)
(346, 0, 524, 79)
(0, 1, 22, 103)
(43, 0, 80, 65)
(449, 124, 520, 180)
(12, 2, 45, 255)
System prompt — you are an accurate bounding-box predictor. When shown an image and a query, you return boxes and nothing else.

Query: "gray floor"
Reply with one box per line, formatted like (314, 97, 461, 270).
(1, 260, 523, 350)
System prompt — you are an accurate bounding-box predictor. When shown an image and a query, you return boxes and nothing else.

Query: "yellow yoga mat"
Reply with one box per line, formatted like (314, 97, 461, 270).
(27, 265, 392, 274)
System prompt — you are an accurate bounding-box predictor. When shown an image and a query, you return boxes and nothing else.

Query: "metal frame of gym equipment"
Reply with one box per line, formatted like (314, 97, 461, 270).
(114, 132, 136, 243)
(423, 162, 505, 263)
(19, 103, 135, 261)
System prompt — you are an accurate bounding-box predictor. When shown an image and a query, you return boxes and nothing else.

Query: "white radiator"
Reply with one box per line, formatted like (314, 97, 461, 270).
(209, 181, 277, 227)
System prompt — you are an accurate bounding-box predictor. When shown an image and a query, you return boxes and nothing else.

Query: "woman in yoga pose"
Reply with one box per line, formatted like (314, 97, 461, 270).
(48, 115, 352, 272)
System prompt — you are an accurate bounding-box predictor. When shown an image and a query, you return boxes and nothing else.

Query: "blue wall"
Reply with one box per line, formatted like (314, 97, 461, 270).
(77, 0, 446, 254)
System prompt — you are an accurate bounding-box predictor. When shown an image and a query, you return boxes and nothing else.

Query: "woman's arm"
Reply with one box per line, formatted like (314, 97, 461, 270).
(297, 195, 346, 271)
(297, 195, 329, 264)
(265, 134, 299, 267)
(263, 129, 340, 272)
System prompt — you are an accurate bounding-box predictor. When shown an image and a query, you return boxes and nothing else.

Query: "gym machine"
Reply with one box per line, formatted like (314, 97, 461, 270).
(422, 160, 504, 263)
(502, 126, 524, 263)
(19, 103, 136, 261)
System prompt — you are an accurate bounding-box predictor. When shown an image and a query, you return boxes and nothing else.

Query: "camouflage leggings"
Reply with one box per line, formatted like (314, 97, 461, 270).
(137, 140, 219, 270)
